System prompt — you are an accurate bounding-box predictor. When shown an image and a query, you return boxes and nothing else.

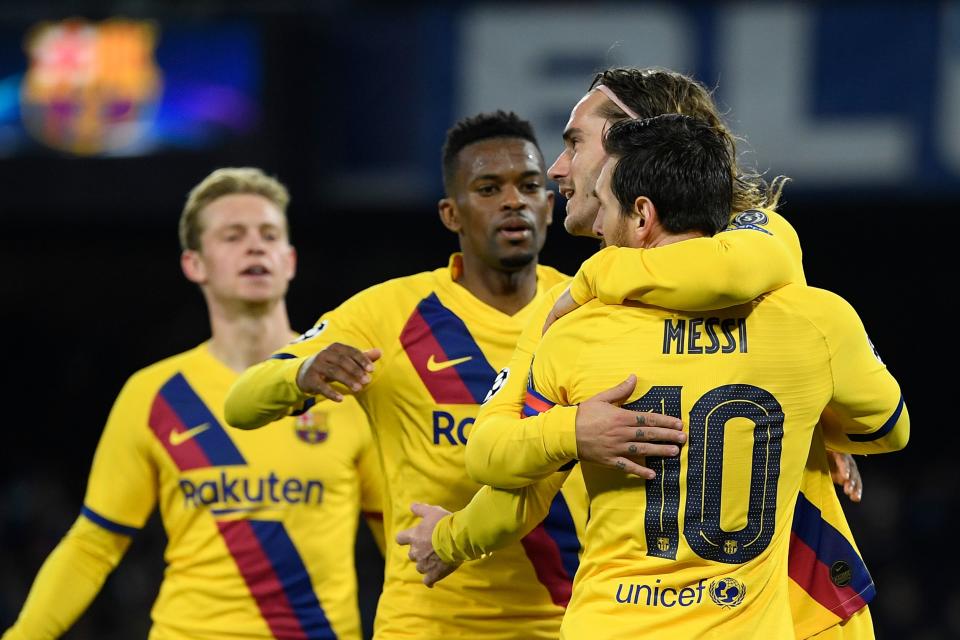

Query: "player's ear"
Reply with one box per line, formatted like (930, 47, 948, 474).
(438, 197, 462, 233)
(181, 249, 207, 284)
(545, 189, 555, 226)
(631, 196, 657, 245)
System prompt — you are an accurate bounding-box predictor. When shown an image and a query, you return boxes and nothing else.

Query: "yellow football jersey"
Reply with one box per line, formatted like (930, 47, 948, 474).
(226, 255, 578, 640)
(467, 209, 882, 638)
(73, 343, 379, 640)
(568, 208, 804, 309)
(525, 283, 906, 639)
(565, 209, 890, 637)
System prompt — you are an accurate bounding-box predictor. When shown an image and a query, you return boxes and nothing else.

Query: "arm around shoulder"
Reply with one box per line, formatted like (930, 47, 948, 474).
(569, 226, 798, 311)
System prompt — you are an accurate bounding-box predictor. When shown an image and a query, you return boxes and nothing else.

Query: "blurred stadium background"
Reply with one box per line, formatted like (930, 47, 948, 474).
(0, 1, 952, 638)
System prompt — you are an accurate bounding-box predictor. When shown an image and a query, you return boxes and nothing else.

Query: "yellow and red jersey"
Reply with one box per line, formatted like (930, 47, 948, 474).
(75, 343, 379, 640)
(227, 255, 581, 639)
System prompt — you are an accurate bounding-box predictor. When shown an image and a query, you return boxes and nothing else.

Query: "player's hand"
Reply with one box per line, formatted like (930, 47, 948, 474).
(827, 451, 863, 502)
(395, 503, 461, 587)
(296, 343, 382, 401)
(542, 287, 581, 335)
(575, 375, 685, 480)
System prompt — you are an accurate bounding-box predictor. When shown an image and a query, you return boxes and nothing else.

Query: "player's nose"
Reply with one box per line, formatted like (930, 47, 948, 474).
(592, 215, 604, 238)
(500, 184, 525, 211)
(245, 235, 268, 254)
(548, 150, 569, 180)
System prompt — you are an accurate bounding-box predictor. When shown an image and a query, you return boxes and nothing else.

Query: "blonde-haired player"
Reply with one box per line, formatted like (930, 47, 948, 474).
(3, 168, 383, 640)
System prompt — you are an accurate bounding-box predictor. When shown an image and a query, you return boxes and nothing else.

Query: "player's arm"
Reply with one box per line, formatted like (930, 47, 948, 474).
(4, 376, 157, 639)
(2, 518, 132, 640)
(466, 286, 683, 488)
(565, 208, 801, 312)
(465, 287, 579, 488)
(396, 471, 571, 587)
(434, 470, 571, 563)
(225, 290, 384, 430)
(811, 290, 909, 454)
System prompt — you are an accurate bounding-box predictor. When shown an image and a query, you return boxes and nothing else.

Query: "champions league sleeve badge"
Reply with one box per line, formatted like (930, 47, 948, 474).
(482, 367, 510, 404)
(725, 209, 772, 235)
(292, 320, 329, 344)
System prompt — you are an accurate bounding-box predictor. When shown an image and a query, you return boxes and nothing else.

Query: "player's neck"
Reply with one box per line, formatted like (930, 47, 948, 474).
(455, 252, 539, 316)
(205, 297, 293, 373)
(642, 229, 704, 249)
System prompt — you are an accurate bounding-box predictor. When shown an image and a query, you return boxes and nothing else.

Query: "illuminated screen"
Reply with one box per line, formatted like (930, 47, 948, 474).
(0, 18, 261, 157)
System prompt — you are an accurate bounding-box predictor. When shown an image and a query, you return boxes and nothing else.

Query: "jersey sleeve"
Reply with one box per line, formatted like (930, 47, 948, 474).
(809, 291, 909, 454)
(432, 470, 571, 564)
(568, 209, 802, 310)
(83, 373, 159, 531)
(465, 284, 580, 489)
(225, 287, 387, 430)
(4, 369, 161, 639)
(2, 514, 132, 640)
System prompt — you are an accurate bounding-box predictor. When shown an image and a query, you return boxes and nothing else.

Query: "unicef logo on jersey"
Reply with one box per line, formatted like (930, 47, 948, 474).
(732, 209, 768, 227)
(708, 577, 746, 609)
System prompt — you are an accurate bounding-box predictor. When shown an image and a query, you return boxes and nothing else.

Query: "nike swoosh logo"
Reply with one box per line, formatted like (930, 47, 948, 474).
(169, 423, 211, 446)
(426, 354, 473, 372)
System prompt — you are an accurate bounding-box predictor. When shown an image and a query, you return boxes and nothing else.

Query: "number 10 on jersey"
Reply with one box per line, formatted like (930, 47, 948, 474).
(625, 384, 784, 565)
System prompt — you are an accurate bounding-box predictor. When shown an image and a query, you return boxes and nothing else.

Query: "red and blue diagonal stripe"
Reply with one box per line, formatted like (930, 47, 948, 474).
(523, 380, 556, 417)
(520, 492, 580, 608)
(149, 373, 245, 471)
(788, 492, 875, 618)
(219, 519, 335, 640)
(400, 293, 497, 404)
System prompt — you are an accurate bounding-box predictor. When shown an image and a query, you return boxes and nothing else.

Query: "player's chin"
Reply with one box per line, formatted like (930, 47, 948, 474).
(563, 209, 596, 238)
(497, 249, 536, 270)
(236, 284, 284, 304)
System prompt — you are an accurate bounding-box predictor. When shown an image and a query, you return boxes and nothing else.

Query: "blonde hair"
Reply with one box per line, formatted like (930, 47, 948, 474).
(179, 167, 290, 251)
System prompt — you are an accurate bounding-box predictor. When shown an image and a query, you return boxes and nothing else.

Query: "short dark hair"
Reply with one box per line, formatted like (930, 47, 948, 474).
(603, 114, 732, 236)
(441, 110, 541, 194)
